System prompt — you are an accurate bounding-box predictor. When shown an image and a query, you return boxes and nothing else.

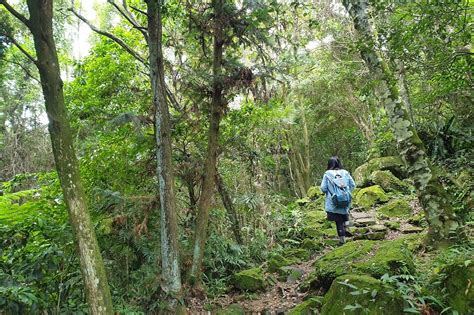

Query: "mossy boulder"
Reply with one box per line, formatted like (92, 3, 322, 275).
(234, 267, 266, 291)
(438, 260, 474, 313)
(384, 221, 401, 230)
(283, 248, 311, 261)
(353, 156, 406, 188)
(376, 199, 412, 218)
(302, 211, 327, 238)
(305, 239, 415, 291)
(288, 297, 323, 315)
(307, 186, 324, 200)
(407, 213, 425, 226)
(370, 170, 413, 194)
(216, 304, 245, 315)
(354, 185, 389, 209)
(267, 253, 299, 273)
(320, 274, 404, 315)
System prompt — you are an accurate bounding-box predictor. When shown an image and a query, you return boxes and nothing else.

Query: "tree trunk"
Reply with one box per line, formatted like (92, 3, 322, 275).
(285, 132, 307, 197)
(342, 0, 459, 246)
(25, 1, 113, 313)
(189, 0, 225, 286)
(216, 173, 243, 245)
(146, 1, 184, 312)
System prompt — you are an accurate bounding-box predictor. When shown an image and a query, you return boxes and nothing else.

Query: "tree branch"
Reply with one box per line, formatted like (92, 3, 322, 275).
(107, 0, 149, 42)
(129, 5, 147, 17)
(3, 58, 40, 83)
(69, 7, 148, 66)
(0, 31, 37, 64)
(0, 0, 31, 29)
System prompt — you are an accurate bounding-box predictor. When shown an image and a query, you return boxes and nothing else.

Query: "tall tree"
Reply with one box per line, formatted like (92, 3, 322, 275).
(342, 0, 459, 245)
(0, 0, 113, 313)
(70, 2, 186, 309)
(189, 0, 225, 286)
(146, 0, 184, 312)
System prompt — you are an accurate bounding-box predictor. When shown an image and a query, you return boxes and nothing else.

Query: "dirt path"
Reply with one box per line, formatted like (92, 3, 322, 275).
(186, 250, 330, 314)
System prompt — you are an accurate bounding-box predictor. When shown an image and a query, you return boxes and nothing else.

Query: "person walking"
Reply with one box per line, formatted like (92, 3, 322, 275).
(320, 156, 356, 244)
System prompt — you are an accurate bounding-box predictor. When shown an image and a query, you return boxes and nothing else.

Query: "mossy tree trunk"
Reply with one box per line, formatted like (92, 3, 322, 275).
(216, 173, 243, 245)
(189, 0, 225, 286)
(146, 0, 184, 311)
(0, 0, 114, 313)
(342, 0, 459, 246)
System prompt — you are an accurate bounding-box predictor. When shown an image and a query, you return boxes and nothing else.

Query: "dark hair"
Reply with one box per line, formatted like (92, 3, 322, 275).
(327, 156, 343, 170)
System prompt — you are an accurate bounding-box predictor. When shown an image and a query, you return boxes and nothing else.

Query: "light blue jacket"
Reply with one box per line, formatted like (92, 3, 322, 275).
(320, 169, 356, 214)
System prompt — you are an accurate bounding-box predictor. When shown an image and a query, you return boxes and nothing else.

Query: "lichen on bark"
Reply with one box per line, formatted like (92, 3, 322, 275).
(342, 0, 459, 246)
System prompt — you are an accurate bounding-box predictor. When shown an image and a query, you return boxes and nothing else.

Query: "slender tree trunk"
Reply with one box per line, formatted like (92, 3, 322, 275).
(343, 0, 459, 246)
(189, 0, 225, 286)
(285, 133, 307, 197)
(301, 109, 311, 189)
(23, 1, 113, 313)
(146, 1, 184, 311)
(397, 60, 415, 127)
(216, 173, 243, 245)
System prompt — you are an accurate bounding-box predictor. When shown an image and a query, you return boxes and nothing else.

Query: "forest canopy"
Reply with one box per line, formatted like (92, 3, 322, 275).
(0, 0, 472, 314)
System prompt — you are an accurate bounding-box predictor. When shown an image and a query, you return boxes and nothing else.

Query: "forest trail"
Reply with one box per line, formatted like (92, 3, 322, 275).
(187, 197, 426, 314)
(187, 250, 327, 313)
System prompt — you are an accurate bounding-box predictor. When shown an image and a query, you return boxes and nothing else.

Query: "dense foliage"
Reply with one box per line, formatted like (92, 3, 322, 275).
(0, 0, 472, 313)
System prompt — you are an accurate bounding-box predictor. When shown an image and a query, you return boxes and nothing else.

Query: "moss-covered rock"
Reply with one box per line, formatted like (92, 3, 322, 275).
(370, 170, 413, 194)
(307, 186, 324, 200)
(234, 267, 266, 291)
(302, 211, 327, 237)
(216, 304, 245, 315)
(320, 274, 404, 315)
(400, 225, 424, 234)
(376, 199, 412, 218)
(384, 221, 401, 230)
(267, 253, 299, 273)
(407, 213, 425, 226)
(353, 156, 406, 188)
(288, 297, 323, 315)
(283, 248, 311, 261)
(353, 163, 371, 188)
(305, 239, 415, 291)
(354, 185, 389, 209)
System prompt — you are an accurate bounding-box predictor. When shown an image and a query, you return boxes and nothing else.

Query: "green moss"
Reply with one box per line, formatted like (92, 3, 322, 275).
(288, 297, 323, 315)
(267, 253, 299, 273)
(320, 274, 404, 315)
(307, 186, 323, 200)
(370, 170, 413, 193)
(354, 185, 389, 208)
(376, 199, 412, 218)
(407, 213, 425, 226)
(384, 221, 401, 230)
(234, 267, 266, 291)
(305, 239, 415, 291)
(216, 304, 245, 315)
(301, 239, 323, 251)
(296, 197, 311, 206)
(302, 211, 327, 238)
(283, 248, 311, 261)
(353, 156, 405, 188)
(304, 211, 327, 225)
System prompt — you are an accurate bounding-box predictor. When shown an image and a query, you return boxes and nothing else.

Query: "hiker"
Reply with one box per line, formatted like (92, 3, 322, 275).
(320, 156, 356, 244)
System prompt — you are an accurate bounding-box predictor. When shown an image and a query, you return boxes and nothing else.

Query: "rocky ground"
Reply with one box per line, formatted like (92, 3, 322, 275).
(186, 156, 472, 314)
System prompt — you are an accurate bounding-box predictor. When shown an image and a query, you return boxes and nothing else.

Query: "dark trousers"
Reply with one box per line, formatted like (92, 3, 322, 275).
(327, 212, 348, 237)
(335, 220, 346, 237)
